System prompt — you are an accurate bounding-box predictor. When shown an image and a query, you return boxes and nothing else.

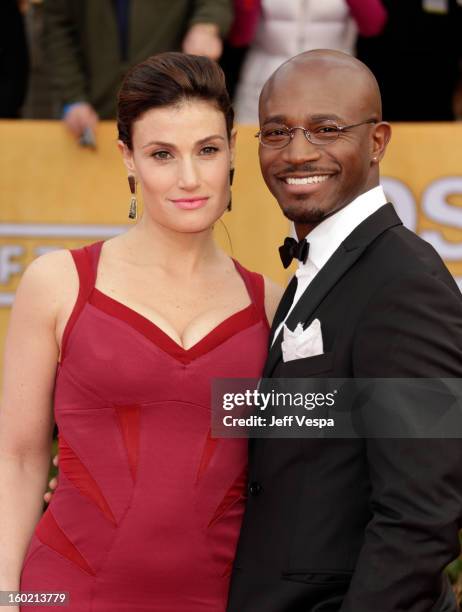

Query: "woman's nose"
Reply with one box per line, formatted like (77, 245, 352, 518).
(177, 159, 200, 190)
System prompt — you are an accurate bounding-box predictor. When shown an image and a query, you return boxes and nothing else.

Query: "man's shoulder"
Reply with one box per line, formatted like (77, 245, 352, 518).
(367, 222, 453, 282)
(347, 221, 462, 306)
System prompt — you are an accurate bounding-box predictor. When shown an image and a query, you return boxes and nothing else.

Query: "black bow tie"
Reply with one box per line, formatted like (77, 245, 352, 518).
(279, 237, 309, 269)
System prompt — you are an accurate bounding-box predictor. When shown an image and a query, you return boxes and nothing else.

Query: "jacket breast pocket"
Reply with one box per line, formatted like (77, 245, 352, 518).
(275, 352, 334, 377)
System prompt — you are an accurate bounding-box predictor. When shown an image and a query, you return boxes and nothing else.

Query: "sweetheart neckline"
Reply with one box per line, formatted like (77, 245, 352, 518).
(88, 288, 264, 364)
(92, 286, 254, 352)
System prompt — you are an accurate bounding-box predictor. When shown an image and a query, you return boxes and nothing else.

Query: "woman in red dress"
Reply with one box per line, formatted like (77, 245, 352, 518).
(0, 53, 281, 611)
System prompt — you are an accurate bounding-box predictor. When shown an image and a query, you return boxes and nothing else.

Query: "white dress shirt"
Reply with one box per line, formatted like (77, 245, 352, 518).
(272, 186, 388, 345)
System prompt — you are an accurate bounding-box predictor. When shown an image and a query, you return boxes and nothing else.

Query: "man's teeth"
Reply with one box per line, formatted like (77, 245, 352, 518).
(285, 175, 330, 185)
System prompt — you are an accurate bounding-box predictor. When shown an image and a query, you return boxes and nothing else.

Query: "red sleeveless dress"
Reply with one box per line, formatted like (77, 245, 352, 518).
(20, 241, 269, 611)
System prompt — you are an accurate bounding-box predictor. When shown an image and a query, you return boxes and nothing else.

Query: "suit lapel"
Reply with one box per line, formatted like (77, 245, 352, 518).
(264, 245, 364, 377)
(264, 204, 402, 377)
(269, 275, 298, 343)
(262, 276, 297, 377)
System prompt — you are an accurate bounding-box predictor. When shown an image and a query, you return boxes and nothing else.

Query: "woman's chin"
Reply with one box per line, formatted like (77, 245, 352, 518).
(165, 215, 222, 235)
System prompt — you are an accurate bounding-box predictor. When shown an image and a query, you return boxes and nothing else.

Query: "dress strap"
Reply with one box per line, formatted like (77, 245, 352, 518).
(60, 241, 104, 362)
(232, 258, 268, 325)
(86, 240, 104, 277)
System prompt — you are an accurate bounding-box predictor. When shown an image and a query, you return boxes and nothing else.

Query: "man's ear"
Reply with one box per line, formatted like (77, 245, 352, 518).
(117, 140, 136, 174)
(371, 122, 392, 163)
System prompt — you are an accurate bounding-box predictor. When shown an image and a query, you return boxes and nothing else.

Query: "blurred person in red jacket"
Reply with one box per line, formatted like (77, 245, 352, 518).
(220, 0, 262, 99)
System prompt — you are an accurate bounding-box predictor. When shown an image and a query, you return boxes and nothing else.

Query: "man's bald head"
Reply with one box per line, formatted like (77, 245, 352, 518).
(257, 49, 391, 234)
(260, 49, 382, 122)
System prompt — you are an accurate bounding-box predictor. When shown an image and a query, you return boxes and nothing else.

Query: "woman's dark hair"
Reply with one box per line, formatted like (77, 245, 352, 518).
(117, 52, 234, 149)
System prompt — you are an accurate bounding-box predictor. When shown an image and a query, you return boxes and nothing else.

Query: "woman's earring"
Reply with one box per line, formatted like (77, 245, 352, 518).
(128, 175, 137, 220)
(227, 168, 235, 212)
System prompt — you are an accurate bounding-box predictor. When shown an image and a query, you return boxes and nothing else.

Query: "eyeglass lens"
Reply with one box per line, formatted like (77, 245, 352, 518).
(260, 123, 341, 147)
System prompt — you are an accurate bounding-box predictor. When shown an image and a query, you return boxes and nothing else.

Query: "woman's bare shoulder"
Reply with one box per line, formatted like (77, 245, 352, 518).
(26, 247, 74, 273)
(15, 249, 78, 316)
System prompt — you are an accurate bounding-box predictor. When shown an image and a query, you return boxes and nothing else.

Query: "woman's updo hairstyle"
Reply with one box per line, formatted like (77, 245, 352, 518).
(117, 52, 234, 150)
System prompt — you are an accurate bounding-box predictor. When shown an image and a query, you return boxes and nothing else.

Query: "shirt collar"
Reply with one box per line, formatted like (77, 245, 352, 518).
(298, 185, 388, 272)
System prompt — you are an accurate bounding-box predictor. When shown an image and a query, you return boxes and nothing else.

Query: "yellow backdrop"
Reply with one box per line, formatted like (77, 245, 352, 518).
(1, 121, 462, 389)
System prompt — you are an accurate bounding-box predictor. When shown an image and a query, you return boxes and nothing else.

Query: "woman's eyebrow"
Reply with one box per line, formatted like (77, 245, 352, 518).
(142, 134, 225, 149)
(142, 140, 175, 149)
(196, 135, 226, 144)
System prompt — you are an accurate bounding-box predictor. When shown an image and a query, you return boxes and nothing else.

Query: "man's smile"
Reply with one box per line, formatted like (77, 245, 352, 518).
(275, 172, 336, 195)
(284, 175, 331, 185)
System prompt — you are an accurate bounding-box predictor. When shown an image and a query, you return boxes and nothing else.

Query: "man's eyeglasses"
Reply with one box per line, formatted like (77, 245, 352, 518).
(255, 119, 377, 149)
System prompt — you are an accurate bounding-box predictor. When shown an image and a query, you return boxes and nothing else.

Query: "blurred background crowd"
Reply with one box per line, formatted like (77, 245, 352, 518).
(2, 0, 462, 134)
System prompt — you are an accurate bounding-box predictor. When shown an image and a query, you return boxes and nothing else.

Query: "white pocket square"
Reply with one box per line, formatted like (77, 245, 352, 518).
(281, 318, 324, 362)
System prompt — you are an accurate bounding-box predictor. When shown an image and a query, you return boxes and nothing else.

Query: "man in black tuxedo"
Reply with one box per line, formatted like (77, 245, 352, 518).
(227, 50, 462, 611)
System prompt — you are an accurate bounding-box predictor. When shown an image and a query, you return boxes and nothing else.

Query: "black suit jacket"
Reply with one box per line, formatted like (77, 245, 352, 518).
(227, 204, 462, 612)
